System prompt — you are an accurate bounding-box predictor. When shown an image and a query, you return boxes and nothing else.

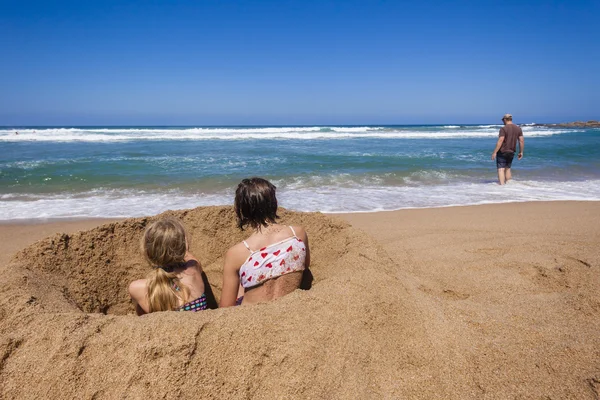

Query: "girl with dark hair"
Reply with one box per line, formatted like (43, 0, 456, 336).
(128, 217, 210, 314)
(220, 177, 311, 307)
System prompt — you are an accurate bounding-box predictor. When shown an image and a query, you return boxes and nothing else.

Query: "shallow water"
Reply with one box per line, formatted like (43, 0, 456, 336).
(1, 125, 599, 220)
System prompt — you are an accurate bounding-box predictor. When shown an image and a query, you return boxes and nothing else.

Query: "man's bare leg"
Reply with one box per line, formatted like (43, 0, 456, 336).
(505, 168, 512, 182)
(497, 168, 506, 185)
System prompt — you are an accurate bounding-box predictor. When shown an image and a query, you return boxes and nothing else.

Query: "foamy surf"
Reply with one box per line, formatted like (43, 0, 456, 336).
(1, 180, 599, 221)
(0, 125, 580, 142)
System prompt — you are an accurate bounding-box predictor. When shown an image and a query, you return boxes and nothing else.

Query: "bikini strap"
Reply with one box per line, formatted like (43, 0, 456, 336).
(242, 240, 252, 252)
(289, 225, 297, 237)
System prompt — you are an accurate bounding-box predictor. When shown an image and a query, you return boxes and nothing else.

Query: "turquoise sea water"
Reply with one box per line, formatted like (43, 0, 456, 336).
(1, 125, 599, 220)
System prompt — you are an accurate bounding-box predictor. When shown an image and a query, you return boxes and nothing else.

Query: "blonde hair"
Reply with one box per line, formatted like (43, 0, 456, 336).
(141, 217, 191, 312)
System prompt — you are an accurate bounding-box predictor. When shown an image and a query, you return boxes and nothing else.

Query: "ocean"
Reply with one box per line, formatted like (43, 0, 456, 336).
(1, 125, 599, 221)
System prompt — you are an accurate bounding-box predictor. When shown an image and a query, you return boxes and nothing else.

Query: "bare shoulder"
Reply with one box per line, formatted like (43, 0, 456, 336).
(128, 279, 147, 298)
(291, 225, 308, 241)
(225, 241, 249, 265)
(184, 252, 203, 274)
(227, 241, 247, 255)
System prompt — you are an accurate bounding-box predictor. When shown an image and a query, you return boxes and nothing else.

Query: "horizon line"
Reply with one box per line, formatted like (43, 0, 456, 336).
(0, 121, 573, 128)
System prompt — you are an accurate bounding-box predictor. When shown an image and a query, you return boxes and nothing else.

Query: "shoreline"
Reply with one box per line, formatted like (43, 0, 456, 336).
(2, 198, 600, 224)
(0, 216, 123, 226)
(0, 199, 596, 264)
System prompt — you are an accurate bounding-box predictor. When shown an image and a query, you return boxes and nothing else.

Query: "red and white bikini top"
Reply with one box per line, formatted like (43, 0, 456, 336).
(239, 226, 306, 289)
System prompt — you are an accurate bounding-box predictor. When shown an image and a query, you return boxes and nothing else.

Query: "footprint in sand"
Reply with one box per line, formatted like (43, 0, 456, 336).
(418, 285, 471, 300)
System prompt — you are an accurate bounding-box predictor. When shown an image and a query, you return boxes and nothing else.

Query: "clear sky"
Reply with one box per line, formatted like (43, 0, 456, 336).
(1, 0, 598, 125)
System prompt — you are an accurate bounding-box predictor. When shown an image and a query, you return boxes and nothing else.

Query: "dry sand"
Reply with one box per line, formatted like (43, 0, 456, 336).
(0, 202, 598, 399)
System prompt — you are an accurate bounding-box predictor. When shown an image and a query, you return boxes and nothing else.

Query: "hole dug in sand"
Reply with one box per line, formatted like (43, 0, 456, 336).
(7, 207, 346, 315)
(0, 206, 426, 399)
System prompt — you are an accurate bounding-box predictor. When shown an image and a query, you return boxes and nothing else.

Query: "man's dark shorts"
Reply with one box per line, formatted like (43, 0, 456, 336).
(496, 151, 514, 169)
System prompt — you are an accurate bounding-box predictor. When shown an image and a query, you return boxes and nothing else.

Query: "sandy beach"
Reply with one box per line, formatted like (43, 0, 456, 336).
(3, 0, 598, 397)
(1, 201, 599, 399)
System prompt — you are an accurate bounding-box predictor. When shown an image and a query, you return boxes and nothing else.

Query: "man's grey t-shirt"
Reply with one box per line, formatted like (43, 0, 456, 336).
(499, 124, 523, 154)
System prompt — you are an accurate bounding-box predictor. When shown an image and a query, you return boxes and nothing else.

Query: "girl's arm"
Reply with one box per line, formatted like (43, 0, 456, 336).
(128, 279, 149, 315)
(293, 225, 310, 269)
(220, 246, 243, 307)
(302, 231, 310, 270)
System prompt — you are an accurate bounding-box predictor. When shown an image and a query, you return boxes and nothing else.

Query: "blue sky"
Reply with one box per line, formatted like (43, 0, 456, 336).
(1, 0, 598, 125)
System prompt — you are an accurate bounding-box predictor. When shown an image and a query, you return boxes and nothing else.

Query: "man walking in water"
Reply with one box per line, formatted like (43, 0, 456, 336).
(491, 114, 524, 185)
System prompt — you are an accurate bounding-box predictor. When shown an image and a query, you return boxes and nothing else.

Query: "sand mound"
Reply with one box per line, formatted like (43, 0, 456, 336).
(0, 207, 428, 399)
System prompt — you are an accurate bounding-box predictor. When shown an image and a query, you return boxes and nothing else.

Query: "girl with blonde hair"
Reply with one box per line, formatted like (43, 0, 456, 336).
(129, 217, 211, 314)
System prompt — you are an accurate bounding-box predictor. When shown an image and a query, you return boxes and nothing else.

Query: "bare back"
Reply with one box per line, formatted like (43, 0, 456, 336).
(243, 270, 303, 304)
(128, 253, 205, 314)
(174, 259, 206, 301)
(220, 224, 310, 307)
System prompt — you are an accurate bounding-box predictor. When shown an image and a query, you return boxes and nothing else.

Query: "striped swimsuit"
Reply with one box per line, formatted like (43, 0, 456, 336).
(172, 281, 208, 312)
(178, 293, 208, 312)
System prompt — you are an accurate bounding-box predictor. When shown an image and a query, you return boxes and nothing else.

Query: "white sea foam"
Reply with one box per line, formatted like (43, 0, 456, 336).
(1, 180, 598, 221)
(0, 126, 580, 142)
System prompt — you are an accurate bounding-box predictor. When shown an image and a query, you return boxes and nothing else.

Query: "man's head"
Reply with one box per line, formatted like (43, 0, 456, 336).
(502, 114, 513, 125)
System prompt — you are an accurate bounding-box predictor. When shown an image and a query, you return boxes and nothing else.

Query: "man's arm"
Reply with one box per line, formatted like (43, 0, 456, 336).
(518, 136, 524, 160)
(491, 137, 504, 160)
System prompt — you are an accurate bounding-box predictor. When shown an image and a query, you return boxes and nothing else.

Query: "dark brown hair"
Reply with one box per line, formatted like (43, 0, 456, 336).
(234, 177, 279, 230)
